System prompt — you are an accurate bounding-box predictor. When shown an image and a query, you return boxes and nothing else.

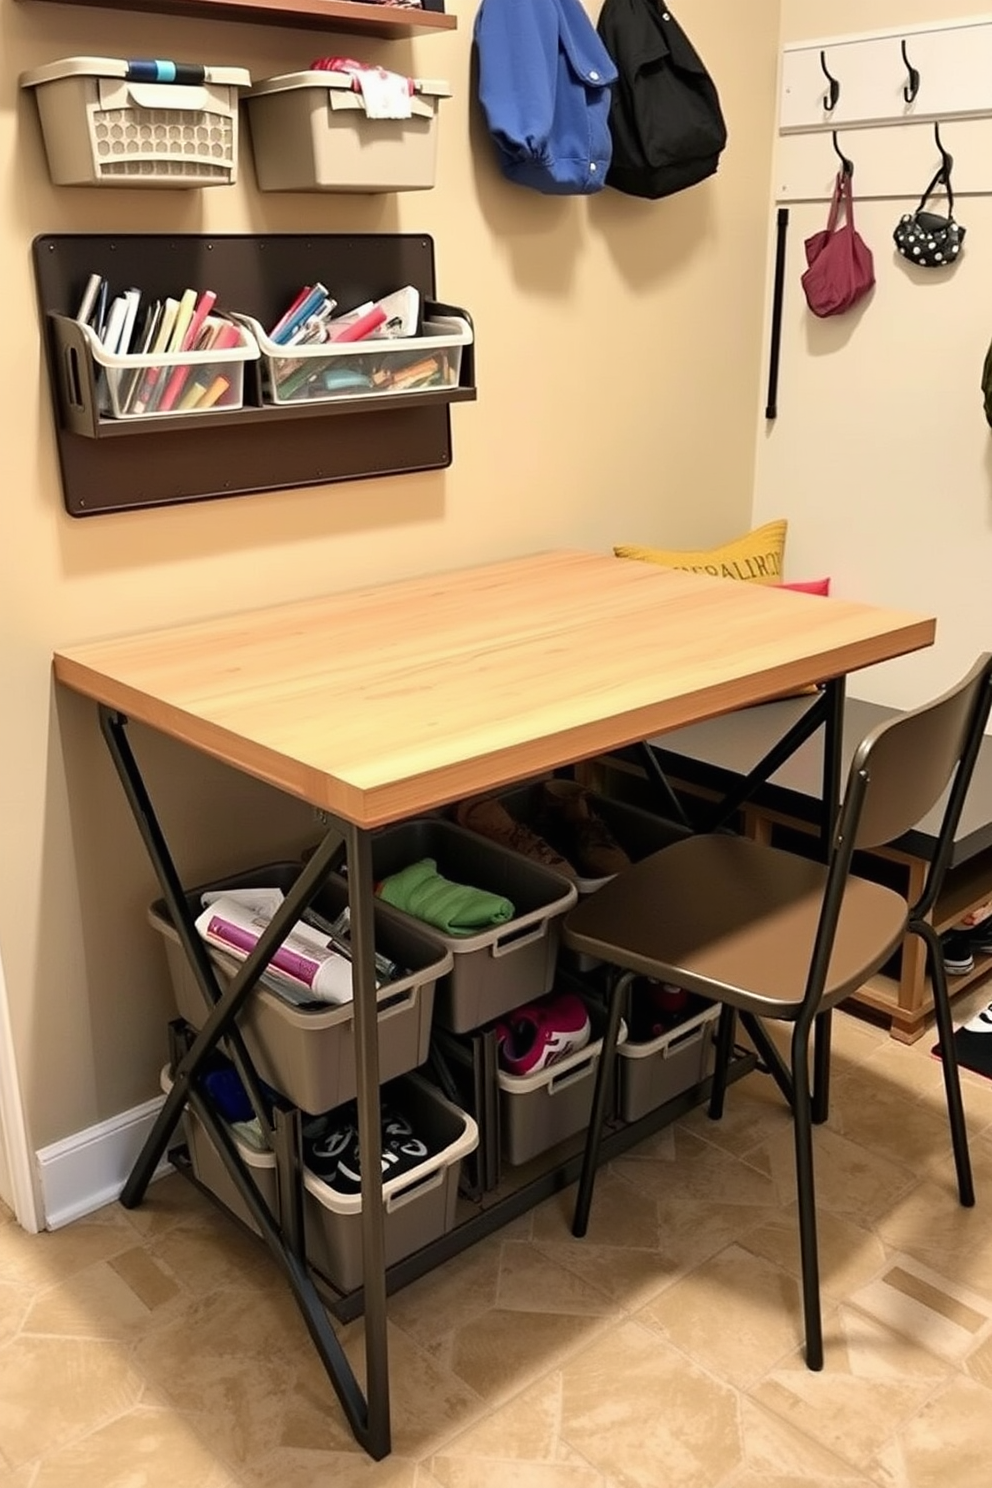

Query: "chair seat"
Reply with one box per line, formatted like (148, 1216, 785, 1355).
(563, 833, 908, 1016)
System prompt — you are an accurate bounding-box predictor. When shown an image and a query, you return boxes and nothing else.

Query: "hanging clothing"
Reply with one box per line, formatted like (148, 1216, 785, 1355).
(474, 0, 617, 195)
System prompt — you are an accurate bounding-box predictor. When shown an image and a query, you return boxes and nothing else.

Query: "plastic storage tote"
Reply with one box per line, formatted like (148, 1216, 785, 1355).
(62, 316, 258, 421)
(236, 312, 472, 407)
(148, 863, 451, 1114)
(160, 1067, 279, 1237)
(345, 820, 578, 1034)
(303, 1073, 478, 1293)
(20, 57, 251, 187)
(244, 69, 451, 193)
(617, 1000, 719, 1123)
(490, 782, 690, 971)
(497, 997, 626, 1167)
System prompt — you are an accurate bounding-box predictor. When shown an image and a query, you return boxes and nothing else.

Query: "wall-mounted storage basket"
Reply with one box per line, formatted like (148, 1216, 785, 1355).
(245, 69, 450, 193)
(20, 57, 252, 187)
(54, 315, 259, 420)
(237, 312, 472, 405)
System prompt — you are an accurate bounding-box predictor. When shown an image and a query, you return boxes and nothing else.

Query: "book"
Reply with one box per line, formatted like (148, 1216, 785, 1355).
(156, 289, 218, 413)
(131, 297, 179, 414)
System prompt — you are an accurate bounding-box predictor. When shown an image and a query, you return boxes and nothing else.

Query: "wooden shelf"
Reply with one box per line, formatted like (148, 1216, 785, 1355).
(21, 0, 456, 36)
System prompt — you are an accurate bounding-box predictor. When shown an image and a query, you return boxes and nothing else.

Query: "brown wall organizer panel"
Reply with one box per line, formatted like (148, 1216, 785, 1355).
(33, 233, 475, 518)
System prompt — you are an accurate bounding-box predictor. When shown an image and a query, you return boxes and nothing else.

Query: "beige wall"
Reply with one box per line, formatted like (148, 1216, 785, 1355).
(756, 2, 992, 708)
(0, 0, 780, 1171)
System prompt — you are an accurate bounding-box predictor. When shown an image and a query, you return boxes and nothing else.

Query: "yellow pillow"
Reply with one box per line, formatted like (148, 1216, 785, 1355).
(614, 519, 787, 585)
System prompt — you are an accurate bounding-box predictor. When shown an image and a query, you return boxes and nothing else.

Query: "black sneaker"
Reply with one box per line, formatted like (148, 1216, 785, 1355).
(304, 1100, 431, 1194)
(967, 918, 992, 958)
(941, 929, 975, 976)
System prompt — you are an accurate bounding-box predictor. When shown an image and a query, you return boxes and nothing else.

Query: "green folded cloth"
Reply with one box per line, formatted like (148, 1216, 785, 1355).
(377, 858, 515, 937)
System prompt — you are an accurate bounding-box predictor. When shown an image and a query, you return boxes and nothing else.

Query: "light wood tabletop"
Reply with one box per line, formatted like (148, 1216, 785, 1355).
(53, 550, 935, 828)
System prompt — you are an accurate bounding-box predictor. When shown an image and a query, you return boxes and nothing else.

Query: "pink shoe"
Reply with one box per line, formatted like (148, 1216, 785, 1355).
(495, 992, 591, 1076)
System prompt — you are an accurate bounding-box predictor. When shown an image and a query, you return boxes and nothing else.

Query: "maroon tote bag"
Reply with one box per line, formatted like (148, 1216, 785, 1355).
(801, 170, 875, 318)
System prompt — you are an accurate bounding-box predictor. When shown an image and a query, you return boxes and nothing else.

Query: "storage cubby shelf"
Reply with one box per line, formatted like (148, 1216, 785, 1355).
(33, 233, 476, 517)
(21, 0, 456, 37)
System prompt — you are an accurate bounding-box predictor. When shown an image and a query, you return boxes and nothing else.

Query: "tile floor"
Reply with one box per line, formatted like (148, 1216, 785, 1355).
(4, 990, 992, 1486)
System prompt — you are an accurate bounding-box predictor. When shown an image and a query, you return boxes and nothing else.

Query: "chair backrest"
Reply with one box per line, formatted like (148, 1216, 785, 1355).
(849, 653, 992, 862)
(796, 655, 992, 1026)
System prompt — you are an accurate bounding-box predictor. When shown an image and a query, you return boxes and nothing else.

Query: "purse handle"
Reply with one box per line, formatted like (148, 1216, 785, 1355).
(917, 163, 955, 218)
(825, 169, 856, 234)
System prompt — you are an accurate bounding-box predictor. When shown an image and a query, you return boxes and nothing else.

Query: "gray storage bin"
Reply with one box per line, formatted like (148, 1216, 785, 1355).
(160, 1067, 278, 1237)
(303, 1073, 478, 1294)
(497, 998, 626, 1167)
(149, 863, 451, 1114)
(495, 782, 690, 972)
(351, 820, 577, 1034)
(617, 1002, 720, 1123)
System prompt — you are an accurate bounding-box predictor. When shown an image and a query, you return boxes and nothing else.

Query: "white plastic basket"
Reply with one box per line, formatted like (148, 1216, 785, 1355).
(71, 317, 259, 420)
(21, 57, 252, 187)
(236, 313, 472, 407)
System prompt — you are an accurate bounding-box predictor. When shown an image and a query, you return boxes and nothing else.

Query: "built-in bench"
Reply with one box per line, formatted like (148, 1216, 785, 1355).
(592, 694, 992, 1044)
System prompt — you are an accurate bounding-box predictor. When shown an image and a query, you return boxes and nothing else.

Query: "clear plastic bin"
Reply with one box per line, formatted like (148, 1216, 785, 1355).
(148, 863, 451, 1114)
(20, 57, 251, 187)
(303, 1074, 478, 1294)
(245, 69, 451, 193)
(236, 313, 471, 407)
(63, 315, 258, 421)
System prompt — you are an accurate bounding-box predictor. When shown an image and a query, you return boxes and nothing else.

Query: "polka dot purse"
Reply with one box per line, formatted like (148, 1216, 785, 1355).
(894, 164, 965, 269)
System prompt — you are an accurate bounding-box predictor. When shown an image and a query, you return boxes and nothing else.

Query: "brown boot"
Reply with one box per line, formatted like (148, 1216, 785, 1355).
(536, 780, 631, 879)
(454, 796, 579, 882)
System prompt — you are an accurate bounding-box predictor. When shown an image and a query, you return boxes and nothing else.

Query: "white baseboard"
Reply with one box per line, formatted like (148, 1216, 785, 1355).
(36, 1095, 174, 1230)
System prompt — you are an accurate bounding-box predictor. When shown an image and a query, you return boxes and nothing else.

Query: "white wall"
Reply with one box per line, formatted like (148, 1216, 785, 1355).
(755, 2, 992, 709)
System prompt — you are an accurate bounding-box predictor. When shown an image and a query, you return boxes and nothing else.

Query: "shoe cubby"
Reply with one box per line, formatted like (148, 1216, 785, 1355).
(33, 233, 476, 517)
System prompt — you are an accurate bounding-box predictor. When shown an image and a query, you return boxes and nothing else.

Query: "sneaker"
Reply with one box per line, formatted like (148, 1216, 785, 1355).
(626, 979, 690, 1042)
(941, 929, 975, 976)
(455, 796, 578, 882)
(962, 1002, 992, 1034)
(495, 991, 591, 1076)
(302, 1102, 431, 1193)
(967, 918, 992, 958)
(535, 780, 631, 880)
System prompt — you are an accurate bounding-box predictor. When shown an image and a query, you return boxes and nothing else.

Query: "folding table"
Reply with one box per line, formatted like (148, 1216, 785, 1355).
(52, 549, 935, 1458)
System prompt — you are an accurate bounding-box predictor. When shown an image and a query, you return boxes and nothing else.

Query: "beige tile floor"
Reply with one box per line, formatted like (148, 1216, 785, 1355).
(4, 989, 992, 1487)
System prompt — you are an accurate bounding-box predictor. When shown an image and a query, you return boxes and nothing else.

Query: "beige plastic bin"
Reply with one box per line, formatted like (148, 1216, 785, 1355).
(160, 1067, 278, 1237)
(20, 57, 251, 187)
(245, 69, 451, 193)
(617, 1002, 719, 1123)
(350, 820, 578, 1034)
(303, 1074, 478, 1294)
(497, 999, 626, 1167)
(149, 863, 451, 1114)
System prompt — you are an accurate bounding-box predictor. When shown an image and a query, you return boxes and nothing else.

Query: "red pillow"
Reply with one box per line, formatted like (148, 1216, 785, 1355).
(777, 577, 831, 595)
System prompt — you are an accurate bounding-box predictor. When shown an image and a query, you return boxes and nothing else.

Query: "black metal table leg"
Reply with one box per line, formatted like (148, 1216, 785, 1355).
(99, 707, 392, 1459)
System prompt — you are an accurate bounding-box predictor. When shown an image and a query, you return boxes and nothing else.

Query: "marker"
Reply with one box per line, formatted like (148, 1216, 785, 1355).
(198, 374, 231, 409)
(329, 303, 387, 343)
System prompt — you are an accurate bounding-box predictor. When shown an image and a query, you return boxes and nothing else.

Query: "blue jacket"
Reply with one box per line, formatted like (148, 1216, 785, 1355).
(474, 0, 617, 195)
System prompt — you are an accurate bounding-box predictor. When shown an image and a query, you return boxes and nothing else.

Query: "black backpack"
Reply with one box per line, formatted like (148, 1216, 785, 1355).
(597, 0, 727, 200)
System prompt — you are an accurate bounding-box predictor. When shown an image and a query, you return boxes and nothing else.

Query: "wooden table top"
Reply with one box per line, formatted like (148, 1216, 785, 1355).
(53, 550, 935, 827)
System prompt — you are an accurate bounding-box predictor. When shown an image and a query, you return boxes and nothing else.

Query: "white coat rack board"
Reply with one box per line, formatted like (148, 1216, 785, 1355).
(776, 16, 992, 202)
